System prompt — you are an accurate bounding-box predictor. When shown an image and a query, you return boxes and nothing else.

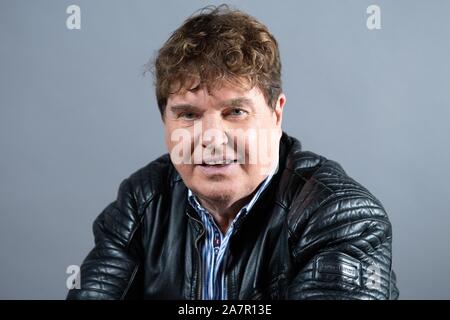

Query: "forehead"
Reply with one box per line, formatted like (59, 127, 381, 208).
(167, 82, 265, 108)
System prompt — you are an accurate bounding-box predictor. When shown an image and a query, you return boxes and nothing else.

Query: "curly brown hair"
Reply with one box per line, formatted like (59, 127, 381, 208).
(149, 4, 282, 117)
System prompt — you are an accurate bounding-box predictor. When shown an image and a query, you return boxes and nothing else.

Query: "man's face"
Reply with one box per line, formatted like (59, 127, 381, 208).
(164, 81, 285, 206)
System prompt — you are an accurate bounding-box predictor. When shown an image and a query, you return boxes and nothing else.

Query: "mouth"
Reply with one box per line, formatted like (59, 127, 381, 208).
(197, 159, 239, 175)
(200, 159, 238, 166)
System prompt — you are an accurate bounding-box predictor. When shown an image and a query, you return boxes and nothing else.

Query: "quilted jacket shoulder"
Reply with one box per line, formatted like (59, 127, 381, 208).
(66, 154, 175, 299)
(280, 148, 398, 299)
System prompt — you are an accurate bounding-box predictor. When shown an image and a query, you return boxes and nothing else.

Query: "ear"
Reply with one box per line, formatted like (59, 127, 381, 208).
(274, 93, 286, 127)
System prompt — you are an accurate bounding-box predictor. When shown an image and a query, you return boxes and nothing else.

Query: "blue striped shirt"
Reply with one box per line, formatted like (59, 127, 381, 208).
(187, 168, 275, 300)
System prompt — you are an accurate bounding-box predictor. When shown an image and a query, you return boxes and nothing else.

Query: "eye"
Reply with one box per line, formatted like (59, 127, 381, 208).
(226, 108, 248, 118)
(179, 112, 199, 120)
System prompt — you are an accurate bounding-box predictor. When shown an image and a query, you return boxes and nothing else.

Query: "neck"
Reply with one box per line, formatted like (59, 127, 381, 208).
(196, 192, 255, 234)
(194, 159, 279, 234)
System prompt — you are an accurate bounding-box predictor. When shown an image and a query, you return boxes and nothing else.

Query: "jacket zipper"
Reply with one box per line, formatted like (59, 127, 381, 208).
(187, 210, 205, 300)
(195, 230, 204, 299)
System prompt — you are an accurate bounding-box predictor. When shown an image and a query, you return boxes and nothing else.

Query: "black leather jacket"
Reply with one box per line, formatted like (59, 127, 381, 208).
(67, 132, 399, 300)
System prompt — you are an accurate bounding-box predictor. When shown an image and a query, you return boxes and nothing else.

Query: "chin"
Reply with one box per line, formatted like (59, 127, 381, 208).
(200, 189, 234, 202)
(196, 185, 235, 202)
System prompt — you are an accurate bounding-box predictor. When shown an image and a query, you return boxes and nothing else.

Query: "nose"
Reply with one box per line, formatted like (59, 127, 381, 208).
(200, 114, 228, 150)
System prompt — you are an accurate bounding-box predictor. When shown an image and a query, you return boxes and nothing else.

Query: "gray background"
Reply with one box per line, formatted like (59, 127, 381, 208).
(1, 0, 449, 299)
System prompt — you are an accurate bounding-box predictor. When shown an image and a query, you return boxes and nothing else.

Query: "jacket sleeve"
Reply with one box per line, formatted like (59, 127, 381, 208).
(286, 163, 399, 300)
(67, 178, 144, 300)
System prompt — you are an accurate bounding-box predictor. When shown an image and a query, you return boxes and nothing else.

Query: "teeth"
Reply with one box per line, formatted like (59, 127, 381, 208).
(204, 160, 235, 165)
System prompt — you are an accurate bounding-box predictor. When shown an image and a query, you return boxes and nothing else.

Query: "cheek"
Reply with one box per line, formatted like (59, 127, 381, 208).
(243, 128, 280, 163)
(173, 164, 194, 181)
(164, 127, 174, 152)
(241, 164, 263, 181)
(166, 129, 196, 165)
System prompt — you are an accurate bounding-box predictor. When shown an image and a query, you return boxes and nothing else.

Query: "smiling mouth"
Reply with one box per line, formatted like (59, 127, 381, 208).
(200, 159, 238, 166)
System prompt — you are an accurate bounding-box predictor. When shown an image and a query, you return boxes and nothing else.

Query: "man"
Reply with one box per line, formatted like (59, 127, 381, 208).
(67, 5, 398, 300)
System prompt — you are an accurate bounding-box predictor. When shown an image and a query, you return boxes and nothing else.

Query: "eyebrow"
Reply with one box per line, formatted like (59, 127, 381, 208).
(169, 97, 255, 113)
(169, 104, 200, 113)
(222, 97, 254, 109)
